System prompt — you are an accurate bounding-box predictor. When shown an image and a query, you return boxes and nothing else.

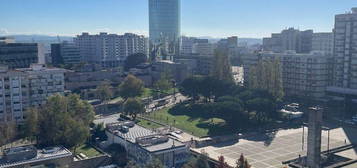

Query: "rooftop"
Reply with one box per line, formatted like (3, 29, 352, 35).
(0, 146, 72, 168)
(106, 122, 186, 153)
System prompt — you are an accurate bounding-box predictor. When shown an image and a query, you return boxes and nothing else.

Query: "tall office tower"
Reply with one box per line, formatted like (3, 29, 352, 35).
(330, 8, 357, 91)
(0, 38, 39, 69)
(51, 42, 81, 65)
(312, 32, 334, 55)
(149, 0, 181, 59)
(74, 32, 148, 67)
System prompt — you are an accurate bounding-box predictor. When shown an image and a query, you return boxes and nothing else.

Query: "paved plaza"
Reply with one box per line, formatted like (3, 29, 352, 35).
(193, 127, 357, 168)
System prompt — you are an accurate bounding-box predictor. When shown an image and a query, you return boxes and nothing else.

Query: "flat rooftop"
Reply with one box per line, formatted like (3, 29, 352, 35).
(0, 147, 72, 168)
(192, 127, 357, 168)
(107, 122, 186, 153)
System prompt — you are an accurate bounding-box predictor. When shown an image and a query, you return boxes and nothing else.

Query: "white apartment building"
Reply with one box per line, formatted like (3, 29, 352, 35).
(180, 37, 214, 57)
(74, 32, 148, 66)
(243, 51, 331, 100)
(0, 64, 66, 123)
(312, 32, 334, 55)
(327, 8, 357, 101)
(106, 122, 189, 168)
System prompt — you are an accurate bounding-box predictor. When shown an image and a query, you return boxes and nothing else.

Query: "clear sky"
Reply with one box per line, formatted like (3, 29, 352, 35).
(0, 0, 356, 38)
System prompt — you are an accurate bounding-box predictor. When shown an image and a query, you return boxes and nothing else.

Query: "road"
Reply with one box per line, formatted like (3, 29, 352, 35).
(94, 93, 188, 125)
(145, 93, 187, 112)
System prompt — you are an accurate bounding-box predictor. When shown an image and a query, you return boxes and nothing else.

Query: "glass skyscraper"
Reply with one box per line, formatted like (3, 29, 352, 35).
(149, 0, 181, 57)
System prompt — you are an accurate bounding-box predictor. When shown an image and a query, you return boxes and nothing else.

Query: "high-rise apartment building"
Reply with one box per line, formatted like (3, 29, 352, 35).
(51, 42, 81, 65)
(329, 8, 357, 92)
(149, 0, 181, 58)
(74, 33, 148, 67)
(263, 28, 313, 53)
(217, 36, 239, 58)
(0, 64, 65, 123)
(181, 37, 214, 57)
(243, 51, 331, 100)
(0, 39, 39, 69)
(312, 32, 334, 55)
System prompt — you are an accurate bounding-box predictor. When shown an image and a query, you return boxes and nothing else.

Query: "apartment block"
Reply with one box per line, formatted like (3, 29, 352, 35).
(0, 64, 66, 123)
(327, 8, 357, 101)
(243, 51, 331, 100)
(263, 28, 313, 54)
(180, 37, 214, 57)
(312, 32, 334, 55)
(74, 32, 148, 67)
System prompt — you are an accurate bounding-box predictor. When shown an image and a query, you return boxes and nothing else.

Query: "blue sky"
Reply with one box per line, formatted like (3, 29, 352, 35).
(0, 0, 356, 38)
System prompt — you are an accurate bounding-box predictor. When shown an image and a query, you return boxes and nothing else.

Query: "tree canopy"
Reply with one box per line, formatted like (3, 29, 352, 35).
(248, 58, 284, 101)
(235, 154, 251, 168)
(124, 53, 148, 71)
(96, 81, 113, 102)
(154, 72, 172, 94)
(24, 94, 94, 149)
(211, 49, 234, 82)
(118, 75, 144, 100)
(123, 98, 145, 120)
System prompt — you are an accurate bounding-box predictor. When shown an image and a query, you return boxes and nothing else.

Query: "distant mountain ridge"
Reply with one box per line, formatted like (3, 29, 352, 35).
(198, 36, 262, 45)
(6, 35, 74, 43)
(3, 34, 262, 45)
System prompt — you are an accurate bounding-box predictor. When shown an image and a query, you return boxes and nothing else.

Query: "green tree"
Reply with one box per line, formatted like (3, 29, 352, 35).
(236, 154, 251, 168)
(248, 58, 284, 101)
(183, 151, 210, 168)
(106, 144, 128, 166)
(123, 98, 145, 120)
(216, 155, 230, 168)
(118, 75, 144, 100)
(246, 98, 276, 122)
(0, 122, 16, 150)
(180, 76, 202, 102)
(124, 53, 148, 71)
(125, 160, 139, 168)
(23, 108, 39, 141)
(96, 81, 113, 102)
(154, 72, 172, 95)
(145, 158, 164, 168)
(211, 49, 234, 82)
(36, 94, 94, 148)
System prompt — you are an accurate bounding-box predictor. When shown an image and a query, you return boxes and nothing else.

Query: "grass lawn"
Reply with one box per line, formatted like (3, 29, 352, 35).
(137, 118, 163, 129)
(139, 88, 154, 98)
(74, 144, 102, 158)
(143, 107, 228, 137)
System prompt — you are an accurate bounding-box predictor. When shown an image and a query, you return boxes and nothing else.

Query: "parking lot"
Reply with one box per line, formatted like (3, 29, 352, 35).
(193, 127, 355, 168)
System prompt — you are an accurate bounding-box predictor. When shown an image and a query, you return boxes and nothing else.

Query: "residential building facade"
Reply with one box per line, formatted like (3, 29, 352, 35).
(242, 51, 331, 100)
(74, 32, 148, 67)
(263, 28, 313, 54)
(312, 32, 334, 55)
(0, 64, 66, 123)
(327, 8, 357, 99)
